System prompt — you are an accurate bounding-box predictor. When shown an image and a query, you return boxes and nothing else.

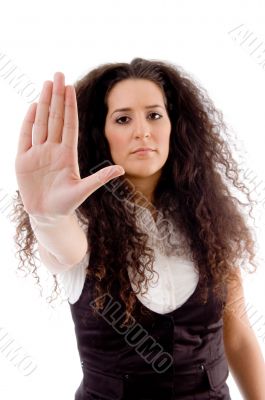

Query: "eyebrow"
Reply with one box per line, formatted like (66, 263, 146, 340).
(111, 104, 165, 116)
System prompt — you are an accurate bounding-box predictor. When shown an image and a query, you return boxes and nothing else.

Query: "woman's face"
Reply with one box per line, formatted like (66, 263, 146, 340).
(104, 79, 171, 189)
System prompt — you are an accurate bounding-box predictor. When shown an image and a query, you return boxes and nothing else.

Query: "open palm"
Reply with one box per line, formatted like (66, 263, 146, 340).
(15, 72, 124, 219)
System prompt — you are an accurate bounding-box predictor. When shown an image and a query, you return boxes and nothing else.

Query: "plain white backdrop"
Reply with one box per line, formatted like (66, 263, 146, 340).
(0, 0, 265, 398)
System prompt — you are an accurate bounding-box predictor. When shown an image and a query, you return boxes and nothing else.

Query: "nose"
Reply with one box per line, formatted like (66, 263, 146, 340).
(133, 116, 151, 139)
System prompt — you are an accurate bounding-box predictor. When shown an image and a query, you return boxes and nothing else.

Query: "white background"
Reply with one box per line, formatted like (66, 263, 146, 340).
(0, 0, 265, 399)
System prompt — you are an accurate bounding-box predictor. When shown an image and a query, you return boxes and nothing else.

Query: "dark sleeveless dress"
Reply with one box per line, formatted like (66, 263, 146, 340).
(69, 268, 231, 399)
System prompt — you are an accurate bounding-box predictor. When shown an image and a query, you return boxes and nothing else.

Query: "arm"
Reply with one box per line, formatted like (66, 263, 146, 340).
(29, 212, 88, 268)
(37, 242, 78, 274)
(15, 72, 123, 273)
(223, 267, 265, 399)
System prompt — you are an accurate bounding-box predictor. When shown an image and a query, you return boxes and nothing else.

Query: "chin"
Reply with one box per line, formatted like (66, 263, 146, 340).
(125, 168, 162, 179)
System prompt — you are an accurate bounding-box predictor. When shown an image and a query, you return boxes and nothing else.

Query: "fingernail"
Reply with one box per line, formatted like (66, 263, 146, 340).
(97, 167, 125, 183)
(116, 167, 125, 174)
(105, 167, 124, 180)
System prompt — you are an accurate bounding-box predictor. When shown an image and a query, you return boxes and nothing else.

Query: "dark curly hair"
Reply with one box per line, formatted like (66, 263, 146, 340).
(11, 57, 258, 326)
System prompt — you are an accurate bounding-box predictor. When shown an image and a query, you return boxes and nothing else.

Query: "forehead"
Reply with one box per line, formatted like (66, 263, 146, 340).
(106, 79, 165, 107)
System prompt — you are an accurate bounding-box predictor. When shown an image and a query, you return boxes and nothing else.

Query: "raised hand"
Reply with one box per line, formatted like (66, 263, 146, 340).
(15, 72, 124, 219)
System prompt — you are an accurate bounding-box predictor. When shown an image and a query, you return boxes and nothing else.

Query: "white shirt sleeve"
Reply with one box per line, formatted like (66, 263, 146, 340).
(57, 251, 90, 304)
(56, 211, 90, 304)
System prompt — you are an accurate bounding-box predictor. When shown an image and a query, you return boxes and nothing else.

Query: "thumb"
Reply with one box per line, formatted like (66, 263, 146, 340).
(96, 165, 125, 184)
(76, 165, 125, 200)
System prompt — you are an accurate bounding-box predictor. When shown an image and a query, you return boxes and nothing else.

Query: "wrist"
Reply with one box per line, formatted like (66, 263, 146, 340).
(29, 212, 76, 230)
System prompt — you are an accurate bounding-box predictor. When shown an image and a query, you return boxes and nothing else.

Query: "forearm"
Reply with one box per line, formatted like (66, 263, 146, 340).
(224, 332, 265, 399)
(29, 212, 88, 266)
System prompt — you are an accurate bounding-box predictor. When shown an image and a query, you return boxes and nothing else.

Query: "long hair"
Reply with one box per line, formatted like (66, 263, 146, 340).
(11, 57, 258, 326)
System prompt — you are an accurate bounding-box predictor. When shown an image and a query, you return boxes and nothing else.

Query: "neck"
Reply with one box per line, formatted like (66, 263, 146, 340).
(124, 171, 161, 220)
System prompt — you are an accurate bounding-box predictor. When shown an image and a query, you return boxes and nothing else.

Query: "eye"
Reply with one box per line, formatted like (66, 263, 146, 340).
(149, 112, 162, 120)
(115, 112, 162, 125)
(115, 116, 130, 125)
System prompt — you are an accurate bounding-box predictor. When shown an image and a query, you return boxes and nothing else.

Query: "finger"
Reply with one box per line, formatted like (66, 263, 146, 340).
(75, 166, 125, 203)
(62, 85, 78, 149)
(47, 72, 65, 144)
(32, 80, 53, 145)
(17, 102, 37, 154)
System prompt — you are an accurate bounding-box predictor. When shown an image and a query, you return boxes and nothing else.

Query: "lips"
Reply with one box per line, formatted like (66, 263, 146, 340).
(132, 147, 154, 153)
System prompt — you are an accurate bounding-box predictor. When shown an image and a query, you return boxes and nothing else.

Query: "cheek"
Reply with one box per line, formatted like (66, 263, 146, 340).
(157, 133, 170, 151)
(108, 133, 128, 156)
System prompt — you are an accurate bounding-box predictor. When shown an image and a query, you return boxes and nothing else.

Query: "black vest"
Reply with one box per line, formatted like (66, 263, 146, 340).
(69, 271, 231, 400)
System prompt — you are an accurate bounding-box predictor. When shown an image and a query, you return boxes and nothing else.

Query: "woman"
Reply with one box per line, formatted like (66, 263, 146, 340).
(13, 58, 265, 399)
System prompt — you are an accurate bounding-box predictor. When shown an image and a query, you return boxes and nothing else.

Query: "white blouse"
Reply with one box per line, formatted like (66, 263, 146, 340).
(56, 200, 199, 314)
